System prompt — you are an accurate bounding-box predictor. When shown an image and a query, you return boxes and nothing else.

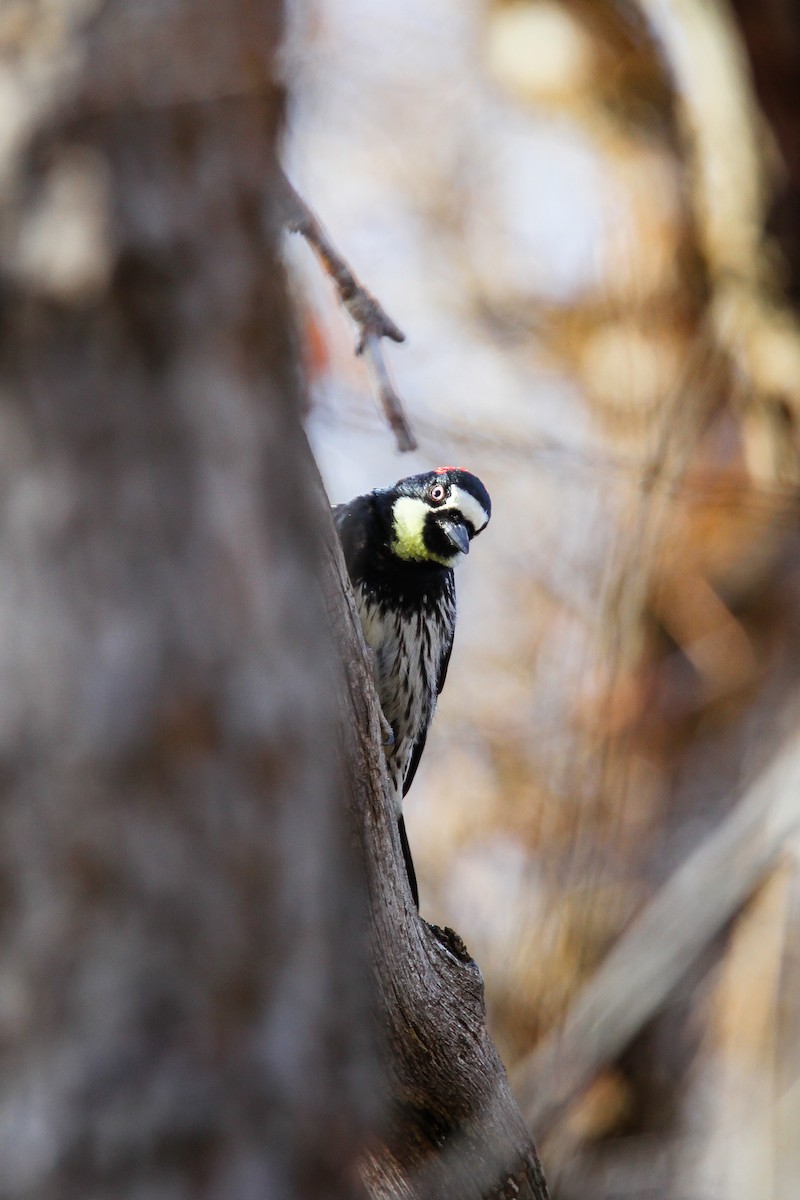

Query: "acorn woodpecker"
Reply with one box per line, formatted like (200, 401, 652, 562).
(334, 467, 491, 904)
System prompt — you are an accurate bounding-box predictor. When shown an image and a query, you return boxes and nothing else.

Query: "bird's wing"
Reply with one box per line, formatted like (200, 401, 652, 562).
(434, 571, 457, 698)
(333, 494, 375, 580)
(402, 608, 455, 798)
(435, 626, 454, 697)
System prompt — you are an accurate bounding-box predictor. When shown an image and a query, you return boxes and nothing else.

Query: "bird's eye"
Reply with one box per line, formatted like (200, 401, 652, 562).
(429, 484, 446, 504)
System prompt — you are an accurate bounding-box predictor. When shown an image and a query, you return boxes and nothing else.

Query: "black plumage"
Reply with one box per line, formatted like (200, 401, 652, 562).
(334, 467, 491, 905)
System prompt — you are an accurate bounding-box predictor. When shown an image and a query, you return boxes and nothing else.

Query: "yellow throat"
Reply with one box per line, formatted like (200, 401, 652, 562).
(391, 496, 456, 566)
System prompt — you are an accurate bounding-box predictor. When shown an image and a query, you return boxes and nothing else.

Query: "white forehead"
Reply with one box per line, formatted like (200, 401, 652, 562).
(443, 484, 489, 532)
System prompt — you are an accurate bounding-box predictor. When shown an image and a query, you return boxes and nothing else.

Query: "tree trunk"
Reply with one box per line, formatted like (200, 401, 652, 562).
(323, 538, 549, 1200)
(0, 4, 372, 1198)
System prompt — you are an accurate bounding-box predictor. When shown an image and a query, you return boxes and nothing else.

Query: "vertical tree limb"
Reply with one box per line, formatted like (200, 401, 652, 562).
(321, 535, 549, 1200)
(0, 4, 374, 1198)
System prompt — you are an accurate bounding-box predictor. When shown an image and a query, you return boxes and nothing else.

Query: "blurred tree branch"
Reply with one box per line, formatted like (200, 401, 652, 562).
(636, 0, 800, 483)
(0, 4, 374, 1198)
(280, 175, 418, 452)
(732, 0, 800, 303)
(513, 724, 800, 1134)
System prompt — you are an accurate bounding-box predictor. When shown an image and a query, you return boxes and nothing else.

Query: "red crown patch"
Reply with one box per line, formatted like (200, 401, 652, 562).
(434, 465, 466, 474)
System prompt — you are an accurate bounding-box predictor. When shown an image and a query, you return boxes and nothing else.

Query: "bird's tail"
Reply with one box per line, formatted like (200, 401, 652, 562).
(397, 814, 419, 908)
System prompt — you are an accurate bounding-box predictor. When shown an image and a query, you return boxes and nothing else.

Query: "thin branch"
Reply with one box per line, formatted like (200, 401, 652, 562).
(280, 173, 417, 453)
(511, 729, 800, 1136)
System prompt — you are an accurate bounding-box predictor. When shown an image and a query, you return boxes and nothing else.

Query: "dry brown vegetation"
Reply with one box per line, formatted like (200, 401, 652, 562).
(289, 1, 800, 1196)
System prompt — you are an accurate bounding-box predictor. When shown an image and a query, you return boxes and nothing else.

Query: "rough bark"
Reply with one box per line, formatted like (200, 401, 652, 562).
(0, 3, 373, 1198)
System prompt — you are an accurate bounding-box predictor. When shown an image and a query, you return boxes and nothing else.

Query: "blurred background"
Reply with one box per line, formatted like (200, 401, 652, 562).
(282, 2, 800, 1197)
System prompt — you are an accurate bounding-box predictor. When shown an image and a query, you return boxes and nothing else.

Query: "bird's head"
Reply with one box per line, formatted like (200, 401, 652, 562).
(385, 467, 491, 567)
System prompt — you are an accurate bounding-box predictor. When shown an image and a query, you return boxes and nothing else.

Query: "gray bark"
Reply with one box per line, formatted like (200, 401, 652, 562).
(0, 4, 372, 1198)
(323, 539, 549, 1200)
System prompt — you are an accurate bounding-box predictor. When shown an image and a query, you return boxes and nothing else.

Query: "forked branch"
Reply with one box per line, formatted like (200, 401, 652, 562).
(280, 173, 417, 453)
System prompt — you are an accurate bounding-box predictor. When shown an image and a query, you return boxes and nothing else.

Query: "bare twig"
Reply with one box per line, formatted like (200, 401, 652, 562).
(512, 729, 800, 1135)
(280, 173, 417, 453)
